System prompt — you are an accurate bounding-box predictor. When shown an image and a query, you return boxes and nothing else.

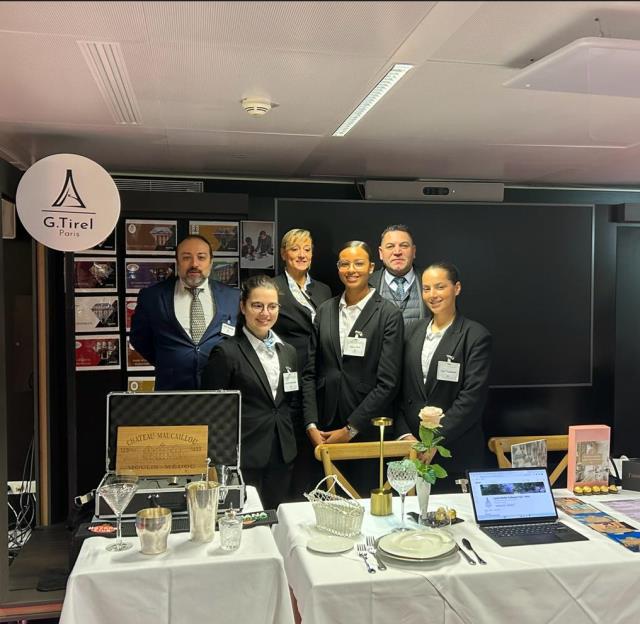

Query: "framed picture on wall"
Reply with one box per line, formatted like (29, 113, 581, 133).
(126, 335, 154, 371)
(125, 219, 177, 255)
(125, 258, 176, 293)
(127, 377, 156, 393)
(211, 258, 239, 286)
(74, 295, 119, 332)
(75, 229, 117, 255)
(74, 257, 118, 292)
(75, 334, 120, 371)
(240, 221, 275, 269)
(125, 297, 137, 331)
(190, 220, 239, 257)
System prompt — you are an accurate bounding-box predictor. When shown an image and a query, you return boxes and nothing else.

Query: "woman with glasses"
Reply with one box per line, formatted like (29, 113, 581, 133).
(302, 241, 404, 492)
(202, 275, 300, 510)
(273, 229, 332, 498)
(396, 261, 492, 492)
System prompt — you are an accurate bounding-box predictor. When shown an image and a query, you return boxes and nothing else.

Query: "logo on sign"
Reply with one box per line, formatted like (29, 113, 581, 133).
(15, 154, 120, 252)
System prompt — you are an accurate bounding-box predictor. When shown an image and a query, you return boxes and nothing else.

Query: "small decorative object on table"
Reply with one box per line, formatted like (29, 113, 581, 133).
(370, 417, 393, 516)
(304, 475, 364, 537)
(410, 406, 452, 522)
(219, 507, 243, 551)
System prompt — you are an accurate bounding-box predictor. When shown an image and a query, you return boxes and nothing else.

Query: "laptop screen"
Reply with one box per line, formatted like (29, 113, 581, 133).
(467, 468, 558, 525)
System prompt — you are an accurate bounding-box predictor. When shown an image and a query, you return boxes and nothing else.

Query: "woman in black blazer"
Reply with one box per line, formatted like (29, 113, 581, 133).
(396, 261, 492, 492)
(272, 228, 332, 498)
(202, 275, 300, 510)
(302, 241, 404, 492)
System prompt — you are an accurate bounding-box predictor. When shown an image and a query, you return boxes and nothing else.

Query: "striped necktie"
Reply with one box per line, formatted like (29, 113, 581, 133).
(188, 287, 206, 343)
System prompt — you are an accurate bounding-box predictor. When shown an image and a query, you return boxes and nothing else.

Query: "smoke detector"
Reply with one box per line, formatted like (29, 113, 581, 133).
(241, 97, 274, 117)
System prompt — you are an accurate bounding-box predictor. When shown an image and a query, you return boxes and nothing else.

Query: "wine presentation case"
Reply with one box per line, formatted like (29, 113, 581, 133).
(95, 390, 245, 519)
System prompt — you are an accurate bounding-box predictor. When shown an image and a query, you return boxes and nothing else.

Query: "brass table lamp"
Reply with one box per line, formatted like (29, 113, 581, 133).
(370, 417, 393, 516)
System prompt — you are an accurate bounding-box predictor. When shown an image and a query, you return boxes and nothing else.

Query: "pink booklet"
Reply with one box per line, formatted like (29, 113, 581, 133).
(567, 425, 611, 490)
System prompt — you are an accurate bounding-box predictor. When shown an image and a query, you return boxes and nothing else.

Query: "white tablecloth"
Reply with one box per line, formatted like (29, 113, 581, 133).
(60, 486, 295, 624)
(273, 490, 640, 624)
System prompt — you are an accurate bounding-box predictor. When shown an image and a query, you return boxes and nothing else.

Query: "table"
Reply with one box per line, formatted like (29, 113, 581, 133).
(274, 490, 640, 624)
(60, 486, 295, 624)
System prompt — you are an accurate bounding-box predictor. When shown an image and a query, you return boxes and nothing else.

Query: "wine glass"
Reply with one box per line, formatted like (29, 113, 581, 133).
(387, 460, 417, 532)
(99, 473, 139, 551)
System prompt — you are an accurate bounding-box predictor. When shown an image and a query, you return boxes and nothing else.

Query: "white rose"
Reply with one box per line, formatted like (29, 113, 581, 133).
(418, 406, 444, 429)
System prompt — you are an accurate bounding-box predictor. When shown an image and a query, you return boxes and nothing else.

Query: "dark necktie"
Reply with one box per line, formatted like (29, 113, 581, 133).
(393, 276, 407, 299)
(188, 287, 206, 343)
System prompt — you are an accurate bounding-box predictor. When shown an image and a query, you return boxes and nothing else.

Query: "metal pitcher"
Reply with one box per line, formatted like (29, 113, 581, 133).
(186, 480, 220, 543)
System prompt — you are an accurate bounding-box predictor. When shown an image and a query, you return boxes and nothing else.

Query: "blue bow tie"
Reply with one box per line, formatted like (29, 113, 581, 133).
(262, 332, 276, 351)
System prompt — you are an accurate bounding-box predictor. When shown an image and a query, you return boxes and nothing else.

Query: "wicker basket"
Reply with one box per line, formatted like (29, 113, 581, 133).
(304, 475, 364, 537)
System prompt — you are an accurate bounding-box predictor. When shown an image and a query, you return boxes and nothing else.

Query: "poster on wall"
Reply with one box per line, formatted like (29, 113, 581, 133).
(127, 377, 156, 393)
(240, 221, 275, 269)
(125, 219, 177, 255)
(125, 297, 137, 331)
(126, 336, 154, 371)
(189, 221, 239, 256)
(125, 258, 176, 293)
(75, 295, 119, 332)
(212, 258, 239, 286)
(75, 334, 120, 371)
(75, 229, 117, 255)
(74, 257, 118, 292)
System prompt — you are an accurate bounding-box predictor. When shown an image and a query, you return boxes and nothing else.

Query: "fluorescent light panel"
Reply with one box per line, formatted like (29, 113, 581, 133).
(78, 40, 142, 125)
(333, 63, 413, 137)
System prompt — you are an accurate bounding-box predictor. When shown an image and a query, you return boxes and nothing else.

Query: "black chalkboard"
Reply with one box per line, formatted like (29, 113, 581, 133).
(276, 200, 593, 387)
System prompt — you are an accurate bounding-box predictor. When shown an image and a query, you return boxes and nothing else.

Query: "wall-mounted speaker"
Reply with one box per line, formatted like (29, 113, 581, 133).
(1, 198, 16, 239)
(364, 180, 504, 202)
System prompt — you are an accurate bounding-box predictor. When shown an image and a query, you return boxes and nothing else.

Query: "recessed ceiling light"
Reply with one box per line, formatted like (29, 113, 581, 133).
(332, 63, 414, 137)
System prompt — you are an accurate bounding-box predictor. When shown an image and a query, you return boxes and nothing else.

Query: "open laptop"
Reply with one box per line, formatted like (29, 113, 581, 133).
(467, 467, 589, 547)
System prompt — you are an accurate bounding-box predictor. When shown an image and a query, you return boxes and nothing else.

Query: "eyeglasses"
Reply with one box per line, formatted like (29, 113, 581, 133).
(337, 260, 369, 271)
(249, 302, 281, 312)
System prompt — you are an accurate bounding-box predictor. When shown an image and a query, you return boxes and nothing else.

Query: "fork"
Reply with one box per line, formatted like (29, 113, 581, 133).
(356, 544, 376, 573)
(366, 536, 387, 571)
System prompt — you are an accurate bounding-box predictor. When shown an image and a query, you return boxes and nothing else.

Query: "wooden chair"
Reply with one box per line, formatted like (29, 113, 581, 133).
(487, 435, 569, 486)
(313, 440, 418, 499)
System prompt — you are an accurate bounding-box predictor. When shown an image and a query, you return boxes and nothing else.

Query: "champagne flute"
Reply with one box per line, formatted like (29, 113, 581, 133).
(387, 460, 417, 532)
(99, 473, 139, 552)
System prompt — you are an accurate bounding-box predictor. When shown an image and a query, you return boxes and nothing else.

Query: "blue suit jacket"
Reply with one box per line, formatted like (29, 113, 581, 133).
(130, 277, 240, 390)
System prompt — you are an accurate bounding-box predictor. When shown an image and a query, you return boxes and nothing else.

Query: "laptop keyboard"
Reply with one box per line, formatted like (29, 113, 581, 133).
(484, 522, 565, 538)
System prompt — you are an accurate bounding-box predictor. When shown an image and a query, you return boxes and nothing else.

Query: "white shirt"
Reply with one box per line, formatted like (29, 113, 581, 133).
(243, 327, 283, 400)
(421, 318, 454, 384)
(174, 279, 215, 339)
(285, 270, 316, 321)
(338, 288, 376, 355)
(384, 267, 416, 293)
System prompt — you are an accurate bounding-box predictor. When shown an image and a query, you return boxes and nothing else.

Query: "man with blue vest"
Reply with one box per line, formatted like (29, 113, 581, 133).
(369, 224, 427, 323)
(131, 234, 240, 390)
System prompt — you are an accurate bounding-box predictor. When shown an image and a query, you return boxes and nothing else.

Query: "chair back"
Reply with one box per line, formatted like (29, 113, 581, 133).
(313, 440, 417, 499)
(487, 435, 569, 486)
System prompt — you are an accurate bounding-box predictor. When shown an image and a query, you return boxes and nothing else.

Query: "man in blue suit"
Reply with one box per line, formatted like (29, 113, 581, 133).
(130, 234, 240, 390)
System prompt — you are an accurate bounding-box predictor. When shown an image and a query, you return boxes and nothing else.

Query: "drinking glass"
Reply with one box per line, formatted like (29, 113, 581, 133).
(99, 473, 139, 552)
(387, 460, 418, 531)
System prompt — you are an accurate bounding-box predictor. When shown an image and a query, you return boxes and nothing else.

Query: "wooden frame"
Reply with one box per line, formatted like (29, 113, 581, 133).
(313, 440, 418, 499)
(487, 435, 569, 486)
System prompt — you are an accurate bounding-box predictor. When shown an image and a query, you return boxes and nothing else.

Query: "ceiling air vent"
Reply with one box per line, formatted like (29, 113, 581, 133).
(78, 40, 142, 125)
(113, 178, 203, 193)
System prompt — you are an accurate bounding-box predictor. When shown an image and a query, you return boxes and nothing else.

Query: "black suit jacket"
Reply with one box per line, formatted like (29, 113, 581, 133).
(369, 266, 428, 320)
(396, 315, 492, 472)
(201, 331, 299, 470)
(130, 277, 240, 391)
(272, 273, 332, 372)
(302, 291, 404, 438)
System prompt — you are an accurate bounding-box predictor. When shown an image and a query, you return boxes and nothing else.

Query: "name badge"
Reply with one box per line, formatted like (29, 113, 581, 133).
(343, 331, 366, 357)
(437, 358, 460, 382)
(221, 322, 236, 336)
(283, 368, 299, 392)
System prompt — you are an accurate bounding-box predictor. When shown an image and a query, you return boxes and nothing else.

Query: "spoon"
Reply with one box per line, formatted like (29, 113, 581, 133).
(461, 538, 487, 565)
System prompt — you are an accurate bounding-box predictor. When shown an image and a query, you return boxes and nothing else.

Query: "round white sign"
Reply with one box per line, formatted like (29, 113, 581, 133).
(15, 153, 120, 252)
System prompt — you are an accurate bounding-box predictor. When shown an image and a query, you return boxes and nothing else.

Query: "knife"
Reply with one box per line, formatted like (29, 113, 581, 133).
(456, 542, 476, 565)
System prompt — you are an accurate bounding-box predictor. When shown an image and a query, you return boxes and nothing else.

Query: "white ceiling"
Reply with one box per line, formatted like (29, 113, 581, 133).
(2, 1, 640, 185)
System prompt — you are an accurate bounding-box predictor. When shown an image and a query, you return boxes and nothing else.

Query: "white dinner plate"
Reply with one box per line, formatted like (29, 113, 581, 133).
(307, 535, 354, 554)
(377, 529, 456, 561)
